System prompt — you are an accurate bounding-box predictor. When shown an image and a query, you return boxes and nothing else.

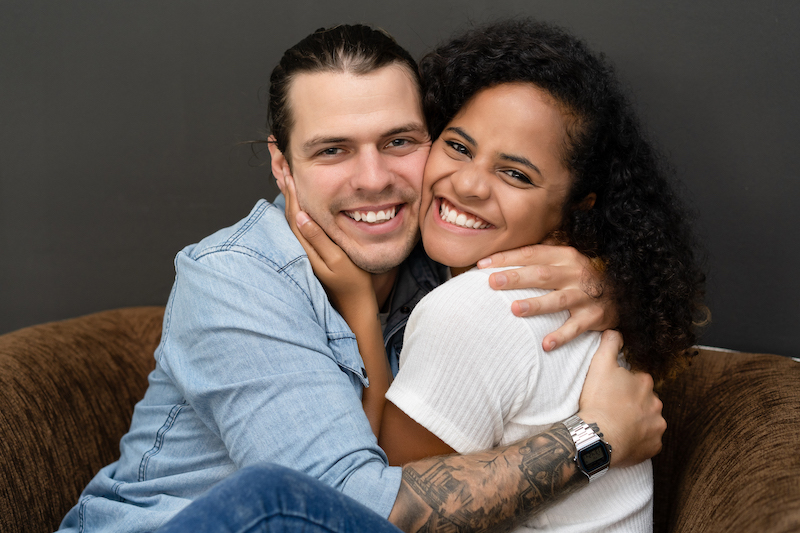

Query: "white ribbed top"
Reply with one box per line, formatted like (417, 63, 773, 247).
(386, 267, 653, 532)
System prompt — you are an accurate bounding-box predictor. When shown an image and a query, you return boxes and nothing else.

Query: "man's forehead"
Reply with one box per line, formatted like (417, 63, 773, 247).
(286, 66, 425, 151)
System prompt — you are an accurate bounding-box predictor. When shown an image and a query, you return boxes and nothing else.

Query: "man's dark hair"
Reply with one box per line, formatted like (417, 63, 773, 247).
(268, 24, 420, 158)
(421, 19, 707, 383)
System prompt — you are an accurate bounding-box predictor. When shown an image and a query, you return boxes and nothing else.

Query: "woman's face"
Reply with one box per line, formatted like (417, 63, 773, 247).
(420, 83, 574, 273)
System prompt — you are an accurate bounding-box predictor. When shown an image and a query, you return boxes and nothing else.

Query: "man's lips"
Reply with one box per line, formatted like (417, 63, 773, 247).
(438, 198, 492, 229)
(344, 205, 399, 224)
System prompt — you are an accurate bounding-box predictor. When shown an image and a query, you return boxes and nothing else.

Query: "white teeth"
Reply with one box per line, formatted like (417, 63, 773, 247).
(346, 207, 396, 224)
(439, 200, 489, 229)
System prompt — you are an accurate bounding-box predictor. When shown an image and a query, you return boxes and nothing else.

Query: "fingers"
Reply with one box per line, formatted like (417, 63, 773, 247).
(284, 173, 358, 276)
(541, 318, 588, 352)
(487, 264, 577, 292)
(478, 244, 587, 270)
(578, 330, 666, 467)
(591, 329, 625, 368)
(510, 288, 587, 316)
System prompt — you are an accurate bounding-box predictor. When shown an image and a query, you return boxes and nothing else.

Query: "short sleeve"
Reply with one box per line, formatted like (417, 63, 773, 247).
(386, 268, 557, 454)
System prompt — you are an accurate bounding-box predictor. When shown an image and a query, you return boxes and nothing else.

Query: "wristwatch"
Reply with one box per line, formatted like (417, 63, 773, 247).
(563, 414, 611, 482)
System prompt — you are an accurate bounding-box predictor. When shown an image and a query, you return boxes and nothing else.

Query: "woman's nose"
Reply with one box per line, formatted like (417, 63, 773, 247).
(451, 164, 491, 200)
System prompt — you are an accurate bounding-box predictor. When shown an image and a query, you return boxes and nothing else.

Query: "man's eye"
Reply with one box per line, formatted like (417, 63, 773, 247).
(386, 138, 409, 148)
(319, 147, 343, 156)
(445, 141, 469, 155)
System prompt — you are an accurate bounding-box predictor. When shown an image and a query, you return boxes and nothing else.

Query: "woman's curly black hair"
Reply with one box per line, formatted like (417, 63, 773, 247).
(420, 19, 707, 383)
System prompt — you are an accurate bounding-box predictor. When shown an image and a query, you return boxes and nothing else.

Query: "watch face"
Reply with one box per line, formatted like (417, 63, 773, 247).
(578, 441, 609, 473)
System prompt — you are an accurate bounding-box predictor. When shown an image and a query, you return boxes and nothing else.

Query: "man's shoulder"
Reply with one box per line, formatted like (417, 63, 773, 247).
(182, 198, 304, 269)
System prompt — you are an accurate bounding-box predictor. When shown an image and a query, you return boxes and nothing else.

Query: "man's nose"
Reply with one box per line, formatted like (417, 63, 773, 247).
(451, 164, 491, 200)
(351, 147, 393, 193)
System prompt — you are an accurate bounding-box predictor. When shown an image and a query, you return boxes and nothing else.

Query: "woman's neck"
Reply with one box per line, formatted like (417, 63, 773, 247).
(449, 265, 475, 278)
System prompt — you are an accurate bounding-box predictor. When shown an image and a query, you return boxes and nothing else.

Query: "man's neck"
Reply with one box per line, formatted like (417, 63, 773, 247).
(372, 267, 399, 311)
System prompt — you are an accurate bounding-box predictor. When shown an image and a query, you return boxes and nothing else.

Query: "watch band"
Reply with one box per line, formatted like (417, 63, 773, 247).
(563, 414, 611, 482)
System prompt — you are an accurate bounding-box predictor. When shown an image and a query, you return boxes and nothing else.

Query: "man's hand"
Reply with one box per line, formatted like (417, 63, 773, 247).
(478, 244, 618, 351)
(576, 330, 665, 467)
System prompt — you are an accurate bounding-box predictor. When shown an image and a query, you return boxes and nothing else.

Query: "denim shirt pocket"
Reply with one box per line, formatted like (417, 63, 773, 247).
(326, 333, 370, 390)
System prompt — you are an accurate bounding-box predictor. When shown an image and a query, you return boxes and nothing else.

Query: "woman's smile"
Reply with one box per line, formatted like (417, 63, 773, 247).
(437, 198, 493, 230)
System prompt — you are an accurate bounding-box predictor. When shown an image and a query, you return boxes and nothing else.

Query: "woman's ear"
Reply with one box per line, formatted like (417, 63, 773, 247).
(577, 192, 596, 211)
(267, 136, 291, 193)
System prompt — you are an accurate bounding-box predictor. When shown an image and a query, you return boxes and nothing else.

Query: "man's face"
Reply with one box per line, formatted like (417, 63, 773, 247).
(269, 65, 430, 274)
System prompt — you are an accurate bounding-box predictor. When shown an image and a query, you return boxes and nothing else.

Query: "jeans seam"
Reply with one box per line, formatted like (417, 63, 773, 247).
(138, 401, 187, 482)
(77, 495, 93, 533)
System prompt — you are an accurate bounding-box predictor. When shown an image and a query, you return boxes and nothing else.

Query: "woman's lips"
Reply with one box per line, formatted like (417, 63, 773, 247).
(438, 198, 491, 229)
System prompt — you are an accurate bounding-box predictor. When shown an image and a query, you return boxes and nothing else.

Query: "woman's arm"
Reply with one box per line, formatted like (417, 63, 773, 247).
(380, 400, 455, 465)
(282, 174, 389, 436)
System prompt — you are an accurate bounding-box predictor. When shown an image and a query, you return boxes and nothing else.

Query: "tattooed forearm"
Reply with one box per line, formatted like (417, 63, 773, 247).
(388, 425, 587, 533)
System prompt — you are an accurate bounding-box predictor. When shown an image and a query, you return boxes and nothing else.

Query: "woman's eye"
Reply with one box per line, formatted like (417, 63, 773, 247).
(504, 169, 533, 185)
(445, 141, 470, 155)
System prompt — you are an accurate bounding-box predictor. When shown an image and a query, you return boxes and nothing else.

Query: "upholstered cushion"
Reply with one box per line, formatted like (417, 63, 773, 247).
(1, 307, 798, 532)
(654, 348, 800, 532)
(0, 307, 163, 533)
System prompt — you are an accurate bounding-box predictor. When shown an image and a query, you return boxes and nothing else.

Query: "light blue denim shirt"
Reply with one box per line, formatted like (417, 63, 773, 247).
(58, 197, 446, 532)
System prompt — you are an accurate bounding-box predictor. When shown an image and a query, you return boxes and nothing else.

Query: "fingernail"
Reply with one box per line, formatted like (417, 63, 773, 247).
(477, 257, 492, 268)
(546, 340, 557, 351)
(296, 211, 310, 226)
(517, 301, 529, 313)
(494, 273, 507, 287)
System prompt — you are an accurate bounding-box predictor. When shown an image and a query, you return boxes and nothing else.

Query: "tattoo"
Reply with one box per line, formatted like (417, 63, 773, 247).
(392, 425, 587, 533)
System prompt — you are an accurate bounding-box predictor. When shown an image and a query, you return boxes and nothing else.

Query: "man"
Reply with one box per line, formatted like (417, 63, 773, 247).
(59, 25, 663, 532)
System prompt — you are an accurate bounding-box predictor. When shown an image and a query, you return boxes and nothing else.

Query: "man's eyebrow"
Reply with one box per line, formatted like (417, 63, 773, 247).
(384, 122, 428, 137)
(302, 122, 428, 152)
(302, 136, 350, 152)
(499, 153, 543, 177)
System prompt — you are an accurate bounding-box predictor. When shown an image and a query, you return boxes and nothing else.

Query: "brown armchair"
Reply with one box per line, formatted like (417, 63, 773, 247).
(0, 307, 798, 532)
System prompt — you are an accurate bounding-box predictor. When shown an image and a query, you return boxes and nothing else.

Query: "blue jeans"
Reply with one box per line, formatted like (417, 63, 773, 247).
(154, 464, 403, 533)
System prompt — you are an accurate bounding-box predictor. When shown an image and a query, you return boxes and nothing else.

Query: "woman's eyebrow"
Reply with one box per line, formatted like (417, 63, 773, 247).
(444, 126, 477, 146)
(499, 152, 543, 177)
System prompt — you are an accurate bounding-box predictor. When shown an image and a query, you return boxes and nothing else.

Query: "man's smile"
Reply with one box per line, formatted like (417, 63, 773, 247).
(344, 205, 399, 224)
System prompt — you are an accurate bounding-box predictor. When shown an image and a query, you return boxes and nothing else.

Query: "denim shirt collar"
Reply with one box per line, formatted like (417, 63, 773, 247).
(383, 242, 448, 376)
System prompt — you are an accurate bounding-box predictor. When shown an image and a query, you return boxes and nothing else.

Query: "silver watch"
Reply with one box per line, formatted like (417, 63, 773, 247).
(563, 414, 611, 482)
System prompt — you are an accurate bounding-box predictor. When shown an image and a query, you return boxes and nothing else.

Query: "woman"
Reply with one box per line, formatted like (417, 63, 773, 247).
(286, 19, 706, 531)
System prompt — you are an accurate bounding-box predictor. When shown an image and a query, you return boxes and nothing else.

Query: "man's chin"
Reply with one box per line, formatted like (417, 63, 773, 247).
(344, 237, 420, 275)
(351, 253, 409, 275)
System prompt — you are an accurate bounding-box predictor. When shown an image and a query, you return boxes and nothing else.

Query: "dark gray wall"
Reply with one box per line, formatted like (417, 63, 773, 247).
(2, 0, 798, 357)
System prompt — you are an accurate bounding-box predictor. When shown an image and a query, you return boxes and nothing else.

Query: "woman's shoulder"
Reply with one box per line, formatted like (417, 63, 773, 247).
(410, 267, 551, 336)
(426, 266, 551, 303)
